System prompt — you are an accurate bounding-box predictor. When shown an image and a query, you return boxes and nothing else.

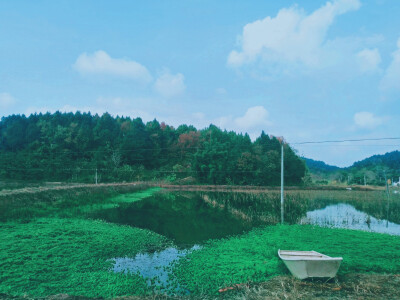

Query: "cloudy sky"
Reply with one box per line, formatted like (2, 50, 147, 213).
(1, 0, 399, 167)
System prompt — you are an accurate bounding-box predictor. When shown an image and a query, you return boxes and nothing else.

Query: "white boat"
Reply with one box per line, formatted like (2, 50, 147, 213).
(278, 250, 342, 279)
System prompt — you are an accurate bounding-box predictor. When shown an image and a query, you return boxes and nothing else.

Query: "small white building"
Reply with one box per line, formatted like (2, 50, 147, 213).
(393, 177, 400, 187)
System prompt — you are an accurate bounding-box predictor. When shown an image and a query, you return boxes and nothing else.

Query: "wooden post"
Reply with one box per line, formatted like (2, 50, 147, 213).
(281, 143, 284, 224)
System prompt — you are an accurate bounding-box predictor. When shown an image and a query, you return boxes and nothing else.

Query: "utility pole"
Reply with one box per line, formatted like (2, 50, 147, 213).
(364, 174, 366, 186)
(95, 168, 98, 185)
(281, 143, 284, 224)
(384, 170, 390, 228)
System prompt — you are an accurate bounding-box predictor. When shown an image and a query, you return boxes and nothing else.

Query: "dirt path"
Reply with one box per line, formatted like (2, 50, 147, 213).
(0, 182, 146, 196)
(0, 181, 382, 197)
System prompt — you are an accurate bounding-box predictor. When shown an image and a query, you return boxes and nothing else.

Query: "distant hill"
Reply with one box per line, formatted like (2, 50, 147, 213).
(351, 150, 400, 171)
(302, 157, 340, 173)
(304, 150, 400, 186)
(346, 150, 400, 185)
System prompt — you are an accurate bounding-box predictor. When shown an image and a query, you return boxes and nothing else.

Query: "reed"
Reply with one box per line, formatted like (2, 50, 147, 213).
(0, 184, 156, 222)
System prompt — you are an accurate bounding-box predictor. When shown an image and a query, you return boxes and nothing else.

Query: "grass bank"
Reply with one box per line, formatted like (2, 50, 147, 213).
(0, 217, 171, 298)
(0, 186, 169, 298)
(172, 225, 400, 294)
(0, 184, 160, 222)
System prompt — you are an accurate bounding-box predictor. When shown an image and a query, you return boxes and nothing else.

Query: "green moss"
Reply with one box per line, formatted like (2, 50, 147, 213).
(0, 217, 171, 298)
(75, 187, 162, 215)
(106, 188, 161, 204)
(173, 225, 400, 294)
(0, 186, 161, 221)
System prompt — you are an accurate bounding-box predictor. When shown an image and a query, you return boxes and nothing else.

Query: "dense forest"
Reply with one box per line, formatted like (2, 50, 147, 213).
(304, 152, 400, 186)
(0, 112, 307, 185)
(302, 158, 340, 174)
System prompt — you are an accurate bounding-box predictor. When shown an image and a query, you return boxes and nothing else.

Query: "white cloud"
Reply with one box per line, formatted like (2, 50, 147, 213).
(192, 112, 205, 120)
(95, 97, 155, 120)
(0, 93, 16, 108)
(227, 0, 361, 68)
(154, 70, 186, 98)
(356, 48, 381, 72)
(96, 96, 131, 110)
(73, 50, 152, 83)
(380, 38, 400, 91)
(353, 111, 383, 129)
(216, 88, 227, 95)
(234, 106, 272, 130)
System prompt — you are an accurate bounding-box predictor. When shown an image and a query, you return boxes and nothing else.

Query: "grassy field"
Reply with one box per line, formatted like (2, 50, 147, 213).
(0, 184, 161, 222)
(0, 185, 170, 298)
(1, 185, 400, 298)
(172, 225, 400, 294)
(0, 218, 171, 298)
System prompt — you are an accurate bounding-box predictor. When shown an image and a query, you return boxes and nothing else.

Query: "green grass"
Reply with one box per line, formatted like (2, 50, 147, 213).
(75, 187, 162, 215)
(107, 188, 162, 203)
(0, 186, 169, 298)
(172, 224, 400, 294)
(0, 217, 171, 298)
(2, 187, 400, 297)
(0, 185, 160, 221)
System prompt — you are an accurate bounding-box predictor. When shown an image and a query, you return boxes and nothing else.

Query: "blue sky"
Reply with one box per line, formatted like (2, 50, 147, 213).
(1, 0, 399, 167)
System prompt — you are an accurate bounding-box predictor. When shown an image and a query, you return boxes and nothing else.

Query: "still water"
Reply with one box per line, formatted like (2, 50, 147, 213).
(301, 203, 400, 235)
(91, 192, 256, 246)
(92, 190, 400, 246)
(92, 189, 400, 287)
(112, 245, 200, 290)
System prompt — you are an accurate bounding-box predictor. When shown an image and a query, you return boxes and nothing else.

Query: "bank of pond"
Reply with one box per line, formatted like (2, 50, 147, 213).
(1, 185, 400, 298)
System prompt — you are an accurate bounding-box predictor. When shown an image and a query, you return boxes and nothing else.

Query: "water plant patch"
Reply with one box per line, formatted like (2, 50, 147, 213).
(172, 224, 400, 294)
(0, 217, 171, 298)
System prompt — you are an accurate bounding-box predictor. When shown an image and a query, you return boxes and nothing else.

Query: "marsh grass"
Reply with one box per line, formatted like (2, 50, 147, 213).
(0, 218, 172, 298)
(2, 186, 400, 298)
(0, 184, 159, 222)
(199, 189, 400, 226)
(0, 185, 170, 298)
(227, 273, 400, 300)
(172, 224, 400, 295)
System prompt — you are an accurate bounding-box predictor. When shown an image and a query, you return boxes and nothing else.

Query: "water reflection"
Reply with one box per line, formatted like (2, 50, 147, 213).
(90, 192, 255, 246)
(104, 190, 400, 289)
(93, 190, 400, 246)
(301, 203, 400, 235)
(112, 245, 200, 289)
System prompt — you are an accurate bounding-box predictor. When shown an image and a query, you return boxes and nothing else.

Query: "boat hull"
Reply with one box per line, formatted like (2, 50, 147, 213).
(278, 250, 342, 279)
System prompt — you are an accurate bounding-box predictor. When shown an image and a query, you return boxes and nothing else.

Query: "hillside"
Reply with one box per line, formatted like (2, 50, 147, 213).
(304, 151, 400, 186)
(352, 151, 400, 170)
(0, 112, 306, 186)
(302, 157, 340, 173)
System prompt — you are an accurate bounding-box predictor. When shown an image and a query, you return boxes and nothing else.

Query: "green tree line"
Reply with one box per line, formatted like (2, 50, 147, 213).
(304, 152, 400, 186)
(0, 112, 306, 185)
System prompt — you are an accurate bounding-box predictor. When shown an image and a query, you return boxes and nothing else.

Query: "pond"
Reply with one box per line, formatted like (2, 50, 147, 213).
(111, 245, 200, 292)
(91, 189, 400, 246)
(301, 203, 400, 235)
(90, 188, 400, 289)
(90, 192, 257, 247)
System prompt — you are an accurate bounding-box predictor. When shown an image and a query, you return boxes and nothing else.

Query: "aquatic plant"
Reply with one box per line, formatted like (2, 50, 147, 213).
(0, 217, 171, 298)
(2, 187, 400, 297)
(0, 184, 159, 222)
(172, 224, 400, 294)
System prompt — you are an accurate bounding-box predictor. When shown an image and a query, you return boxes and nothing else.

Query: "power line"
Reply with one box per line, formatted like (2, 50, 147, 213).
(291, 137, 400, 145)
(1, 137, 400, 155)
(291, 144, 400, 147)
